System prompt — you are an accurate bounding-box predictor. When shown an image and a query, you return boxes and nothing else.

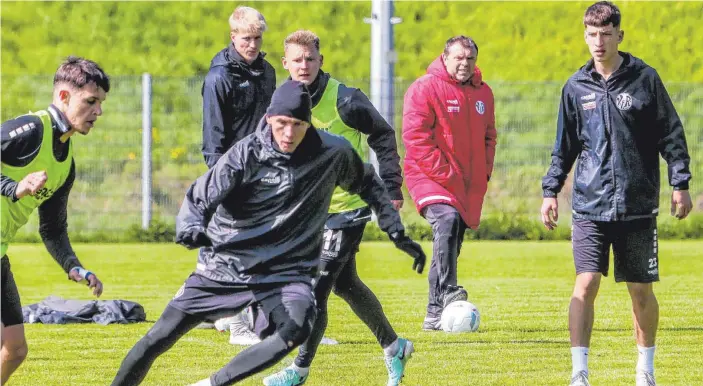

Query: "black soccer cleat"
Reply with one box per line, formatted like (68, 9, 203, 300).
(442, 286, 468, 308)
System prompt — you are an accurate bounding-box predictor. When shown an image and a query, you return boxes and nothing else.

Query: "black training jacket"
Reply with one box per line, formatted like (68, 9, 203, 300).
(201, 44, 276, 168)
(177, 118, 403, 285)
(542, 52, 691, 221)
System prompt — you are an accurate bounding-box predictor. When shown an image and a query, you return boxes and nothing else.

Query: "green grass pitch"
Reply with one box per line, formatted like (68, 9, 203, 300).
(6, 241, 703, 385)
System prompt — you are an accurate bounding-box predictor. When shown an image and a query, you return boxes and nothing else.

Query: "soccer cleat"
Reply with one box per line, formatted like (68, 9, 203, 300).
(262, 368, 308, 386)
(384, 338, 414, 386)
(443, 286, 468, 308)
(570, 370, 590, 386)
(195, 322, 215, 329)
(229, 319, 262, 346)
(320, 336, 339, 345)
(636, 370, 656, 386)
(421, 316, 441, 331)
(214, 315, 240, 332)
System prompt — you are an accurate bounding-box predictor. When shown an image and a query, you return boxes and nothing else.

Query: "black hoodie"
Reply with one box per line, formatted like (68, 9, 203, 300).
(542, 52, 692, 221)
(201, 44, 276, 168)
(177, 118, 403, 285)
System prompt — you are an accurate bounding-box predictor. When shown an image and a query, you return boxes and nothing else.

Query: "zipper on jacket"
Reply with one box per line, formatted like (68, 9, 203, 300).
(466, 92, 473, 187)
(286, 164, 295, 206)
(602, 78, 618, 220)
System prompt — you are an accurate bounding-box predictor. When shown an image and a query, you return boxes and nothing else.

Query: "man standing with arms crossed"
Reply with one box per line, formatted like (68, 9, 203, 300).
(263, 30, 414, 386)
(540, 2, 693, 385)
(1, 56, 107, 384)
(402, 35, 497, 331)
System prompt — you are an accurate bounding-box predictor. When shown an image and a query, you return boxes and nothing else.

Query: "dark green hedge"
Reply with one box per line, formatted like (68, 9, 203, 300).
(2, 1, 702, 82)
(12, 212, 702, 244)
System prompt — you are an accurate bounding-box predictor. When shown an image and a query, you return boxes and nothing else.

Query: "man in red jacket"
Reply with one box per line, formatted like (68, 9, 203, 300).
(402, 35, 497, 331)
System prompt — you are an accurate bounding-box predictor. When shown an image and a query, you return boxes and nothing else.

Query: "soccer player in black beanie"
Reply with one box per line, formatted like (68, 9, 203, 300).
(110, 79, 426, 386)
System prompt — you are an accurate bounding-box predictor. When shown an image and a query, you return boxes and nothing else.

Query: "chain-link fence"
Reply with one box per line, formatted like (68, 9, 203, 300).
(2, 76, 701, 237)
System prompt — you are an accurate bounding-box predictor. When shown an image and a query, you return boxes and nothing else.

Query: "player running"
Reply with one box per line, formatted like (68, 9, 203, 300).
(262, 30, 414, 386)
(1, 56, 108, 384)
(110, 80, 425, 386)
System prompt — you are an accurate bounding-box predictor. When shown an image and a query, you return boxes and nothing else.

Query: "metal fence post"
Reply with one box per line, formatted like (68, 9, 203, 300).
(141, 73, 152, 230)
(365, 0, 402, 163)
(365, 0, 402, 222)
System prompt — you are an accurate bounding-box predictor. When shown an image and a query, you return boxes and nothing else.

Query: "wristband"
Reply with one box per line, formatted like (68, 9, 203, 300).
(71, 267, 94, 281)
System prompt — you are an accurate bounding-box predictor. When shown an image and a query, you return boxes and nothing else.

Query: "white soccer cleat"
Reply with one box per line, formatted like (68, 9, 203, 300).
(570, 370, 590, 386)
(229, 320, 262, 345)
(188, 378, 211, 386)
(636, 370, 656, 386)
(195, 322, 215, 329)
(214, 315, 240, 332)
(320, 336, 338, 345)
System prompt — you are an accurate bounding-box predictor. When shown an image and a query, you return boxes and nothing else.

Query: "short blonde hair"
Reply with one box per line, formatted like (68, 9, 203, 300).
(229, 6, 267, 34)
(284, 30, 320, 52)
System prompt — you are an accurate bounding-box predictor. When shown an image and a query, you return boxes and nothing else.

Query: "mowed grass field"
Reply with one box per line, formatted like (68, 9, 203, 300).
(5, 241, 703, 386)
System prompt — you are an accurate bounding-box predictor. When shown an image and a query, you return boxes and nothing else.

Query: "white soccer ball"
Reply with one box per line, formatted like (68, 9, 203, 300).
(440, 301, 480, 333)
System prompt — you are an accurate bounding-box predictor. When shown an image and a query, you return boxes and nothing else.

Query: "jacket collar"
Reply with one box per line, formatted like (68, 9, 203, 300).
(226, 44, 267, 77)
(427, 55, 484, 87)
(286, 70, 330, 108)
(255, 117, 322, 163)
(47, 104, 71, 134)
(578, 51, 638, 81)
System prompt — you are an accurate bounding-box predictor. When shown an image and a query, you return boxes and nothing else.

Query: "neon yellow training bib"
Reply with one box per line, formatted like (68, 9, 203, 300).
(1, 110, 73, 256)
(311, 78, 370, 214)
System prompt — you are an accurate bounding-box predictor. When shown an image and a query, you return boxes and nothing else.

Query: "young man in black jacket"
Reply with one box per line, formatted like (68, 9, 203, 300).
(263, 30, 411, 386)
(1, 56, 107, 384)
(540, 2, 693, 386)
(199, 5, 277, 342)
(110, 80, 425, 386)
(201, 6, 276, 168)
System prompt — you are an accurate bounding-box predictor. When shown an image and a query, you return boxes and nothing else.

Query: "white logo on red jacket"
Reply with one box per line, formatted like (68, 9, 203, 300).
(446, 99, 460, 113)
(475, 101, 485, 115)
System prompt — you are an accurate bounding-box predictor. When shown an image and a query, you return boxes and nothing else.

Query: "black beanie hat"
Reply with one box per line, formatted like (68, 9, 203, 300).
(266, 80, 312, 123)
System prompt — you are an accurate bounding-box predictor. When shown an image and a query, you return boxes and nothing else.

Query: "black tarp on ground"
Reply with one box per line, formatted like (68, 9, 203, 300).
(22, 296, 146, 325)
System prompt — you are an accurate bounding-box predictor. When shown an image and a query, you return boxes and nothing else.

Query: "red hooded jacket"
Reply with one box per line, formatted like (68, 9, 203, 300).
(402, 56, 497, 229)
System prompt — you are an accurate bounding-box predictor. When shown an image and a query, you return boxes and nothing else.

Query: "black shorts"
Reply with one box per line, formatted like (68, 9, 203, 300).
(319, 224, 365, 266)
(572, 218, 659, 283)
(2, 255, 24, 326)
(169, 273, 315, 338)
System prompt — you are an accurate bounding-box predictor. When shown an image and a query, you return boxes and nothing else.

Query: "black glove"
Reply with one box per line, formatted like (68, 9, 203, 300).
(176, 228, 212, 249)
(390, 231, 426, 274)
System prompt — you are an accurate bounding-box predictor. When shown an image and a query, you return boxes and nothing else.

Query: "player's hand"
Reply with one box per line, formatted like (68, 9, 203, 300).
(391, 200, 404, 211)
(176, 228, 212, 249)
(390, 231, 426, 274)
(69, 268, 104, 297)
(15, 171, 48, 199)
(540, 197, 559, 230)
(671, 190, 693, 220)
